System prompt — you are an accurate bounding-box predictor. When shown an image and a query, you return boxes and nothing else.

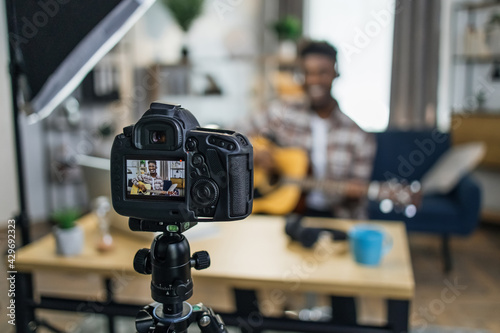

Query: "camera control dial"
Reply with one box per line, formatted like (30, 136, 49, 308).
(191, 251, 210, 270)
(173, 280, 189, 297)
(134, 248, 152, 275)
(191, 179, 219, 207)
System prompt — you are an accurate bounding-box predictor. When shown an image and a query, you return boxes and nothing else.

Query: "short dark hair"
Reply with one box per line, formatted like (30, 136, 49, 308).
(148, 161, 156, 166)
(299, 40, 338, 63)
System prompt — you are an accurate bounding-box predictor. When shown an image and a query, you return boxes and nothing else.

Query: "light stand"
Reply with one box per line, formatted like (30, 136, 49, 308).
(5, 0, 31, 246)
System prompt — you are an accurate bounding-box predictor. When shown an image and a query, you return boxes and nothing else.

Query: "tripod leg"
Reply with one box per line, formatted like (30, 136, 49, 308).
(192, 303, 227, 333)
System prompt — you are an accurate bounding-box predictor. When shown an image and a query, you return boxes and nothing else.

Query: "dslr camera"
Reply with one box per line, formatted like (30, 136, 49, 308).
(111, 102, 253, 230)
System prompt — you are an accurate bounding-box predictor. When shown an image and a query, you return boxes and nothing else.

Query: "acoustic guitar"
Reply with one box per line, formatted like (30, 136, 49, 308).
(252, 137, 421, 217)
(130, 182, 178, 195)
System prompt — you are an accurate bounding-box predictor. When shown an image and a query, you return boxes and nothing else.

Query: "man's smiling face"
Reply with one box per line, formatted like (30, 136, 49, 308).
(301, 54, 338, 110)
(148, 162, 157, 176)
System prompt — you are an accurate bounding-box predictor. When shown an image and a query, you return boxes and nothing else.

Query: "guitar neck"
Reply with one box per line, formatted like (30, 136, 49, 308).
(284, 177, 369, 196)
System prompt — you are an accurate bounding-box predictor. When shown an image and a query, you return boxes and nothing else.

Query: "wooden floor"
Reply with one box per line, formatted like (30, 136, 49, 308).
(1, 221, 499, 333)
(408, 224, 500, 332)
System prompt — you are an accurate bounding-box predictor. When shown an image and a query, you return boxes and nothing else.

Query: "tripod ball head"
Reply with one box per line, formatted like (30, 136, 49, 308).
(128, 216, 228, 332)
(133, 231, 211, 313)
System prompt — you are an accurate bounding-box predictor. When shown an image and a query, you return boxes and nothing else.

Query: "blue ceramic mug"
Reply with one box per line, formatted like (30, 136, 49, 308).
(348, 224, 393, 266)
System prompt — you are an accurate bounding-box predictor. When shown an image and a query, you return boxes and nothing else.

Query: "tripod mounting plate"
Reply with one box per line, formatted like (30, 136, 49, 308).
(129, 217, 198, 233)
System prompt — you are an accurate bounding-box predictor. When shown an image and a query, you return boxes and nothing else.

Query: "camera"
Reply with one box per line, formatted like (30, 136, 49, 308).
(110, 102, 253, 229)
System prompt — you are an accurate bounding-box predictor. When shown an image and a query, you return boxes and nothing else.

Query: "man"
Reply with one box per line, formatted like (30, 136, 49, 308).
(132, 161, 172, 196)
(242, 41, 376, 219)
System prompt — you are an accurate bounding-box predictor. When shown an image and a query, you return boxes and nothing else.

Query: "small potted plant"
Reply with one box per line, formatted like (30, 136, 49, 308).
(52, 208, 84, 256)
(272, 15, 302, 61)
(161, 0, 204, 61)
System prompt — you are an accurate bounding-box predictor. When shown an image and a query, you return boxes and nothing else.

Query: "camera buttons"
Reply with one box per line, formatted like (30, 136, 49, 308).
(186, 138, 198, 151)
(192, 154, 204, 167)
(123, 125, 133, 137)
(208, 136, 236, 151)
(196, 166, 210, 177)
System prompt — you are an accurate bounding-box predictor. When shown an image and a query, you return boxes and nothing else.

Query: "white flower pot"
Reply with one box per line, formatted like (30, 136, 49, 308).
(53, 225, 84, 256)
(279, 40, 297, 62)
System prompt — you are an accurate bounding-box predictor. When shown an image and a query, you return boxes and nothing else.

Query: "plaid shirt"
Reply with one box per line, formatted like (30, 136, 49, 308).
(240, 100, 376, 219)
(132, 174, 164, 191)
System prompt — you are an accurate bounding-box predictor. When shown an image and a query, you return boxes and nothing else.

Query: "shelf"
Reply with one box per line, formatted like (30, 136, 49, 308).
(158, 95, 226, 99)
(458, 1, 500, 11)
(453, 54, 500, 63)
(452, 109, 500, 115)
(451, 113, 500, 168)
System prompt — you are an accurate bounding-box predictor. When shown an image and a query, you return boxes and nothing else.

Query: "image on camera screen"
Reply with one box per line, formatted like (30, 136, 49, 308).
(126, 159, 185, 199)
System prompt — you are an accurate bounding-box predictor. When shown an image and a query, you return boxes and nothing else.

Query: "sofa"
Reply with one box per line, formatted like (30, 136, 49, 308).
(368, 130, 482, 271)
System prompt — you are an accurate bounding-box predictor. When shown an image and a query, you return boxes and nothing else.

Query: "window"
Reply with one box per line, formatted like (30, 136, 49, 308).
(305, 0, 395, 131)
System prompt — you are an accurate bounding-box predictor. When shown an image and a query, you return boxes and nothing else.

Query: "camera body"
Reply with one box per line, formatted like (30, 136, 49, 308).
(111, 102, 253, 226)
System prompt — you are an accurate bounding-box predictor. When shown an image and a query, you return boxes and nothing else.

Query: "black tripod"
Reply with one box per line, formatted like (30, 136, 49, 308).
(130, 218, 227, 333)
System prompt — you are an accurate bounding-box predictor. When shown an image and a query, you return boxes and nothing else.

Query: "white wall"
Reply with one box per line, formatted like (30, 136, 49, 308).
(129, 1, 260, 65)
(438, 0, 454, 132)
(125, 0, 261, 126)
(20, 116, 49, 222)
(0, 3, 20, 226)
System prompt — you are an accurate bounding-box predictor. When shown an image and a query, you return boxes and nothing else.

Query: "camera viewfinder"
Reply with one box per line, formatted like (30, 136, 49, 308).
(151, 131, 167, 144)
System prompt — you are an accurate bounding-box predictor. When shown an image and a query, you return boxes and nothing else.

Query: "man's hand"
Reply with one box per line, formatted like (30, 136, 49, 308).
(138, 183, 147, 192)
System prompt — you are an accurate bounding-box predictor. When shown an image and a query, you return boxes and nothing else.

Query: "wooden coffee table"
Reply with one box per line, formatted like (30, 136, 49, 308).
(15, 214, 414, 333)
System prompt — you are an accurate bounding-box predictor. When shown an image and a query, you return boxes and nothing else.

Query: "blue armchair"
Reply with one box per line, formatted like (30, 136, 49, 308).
(368, 130, 482, 271)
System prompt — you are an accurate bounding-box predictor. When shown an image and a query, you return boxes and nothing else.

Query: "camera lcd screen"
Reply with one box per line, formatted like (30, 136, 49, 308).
(126, 159, 185, 199)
